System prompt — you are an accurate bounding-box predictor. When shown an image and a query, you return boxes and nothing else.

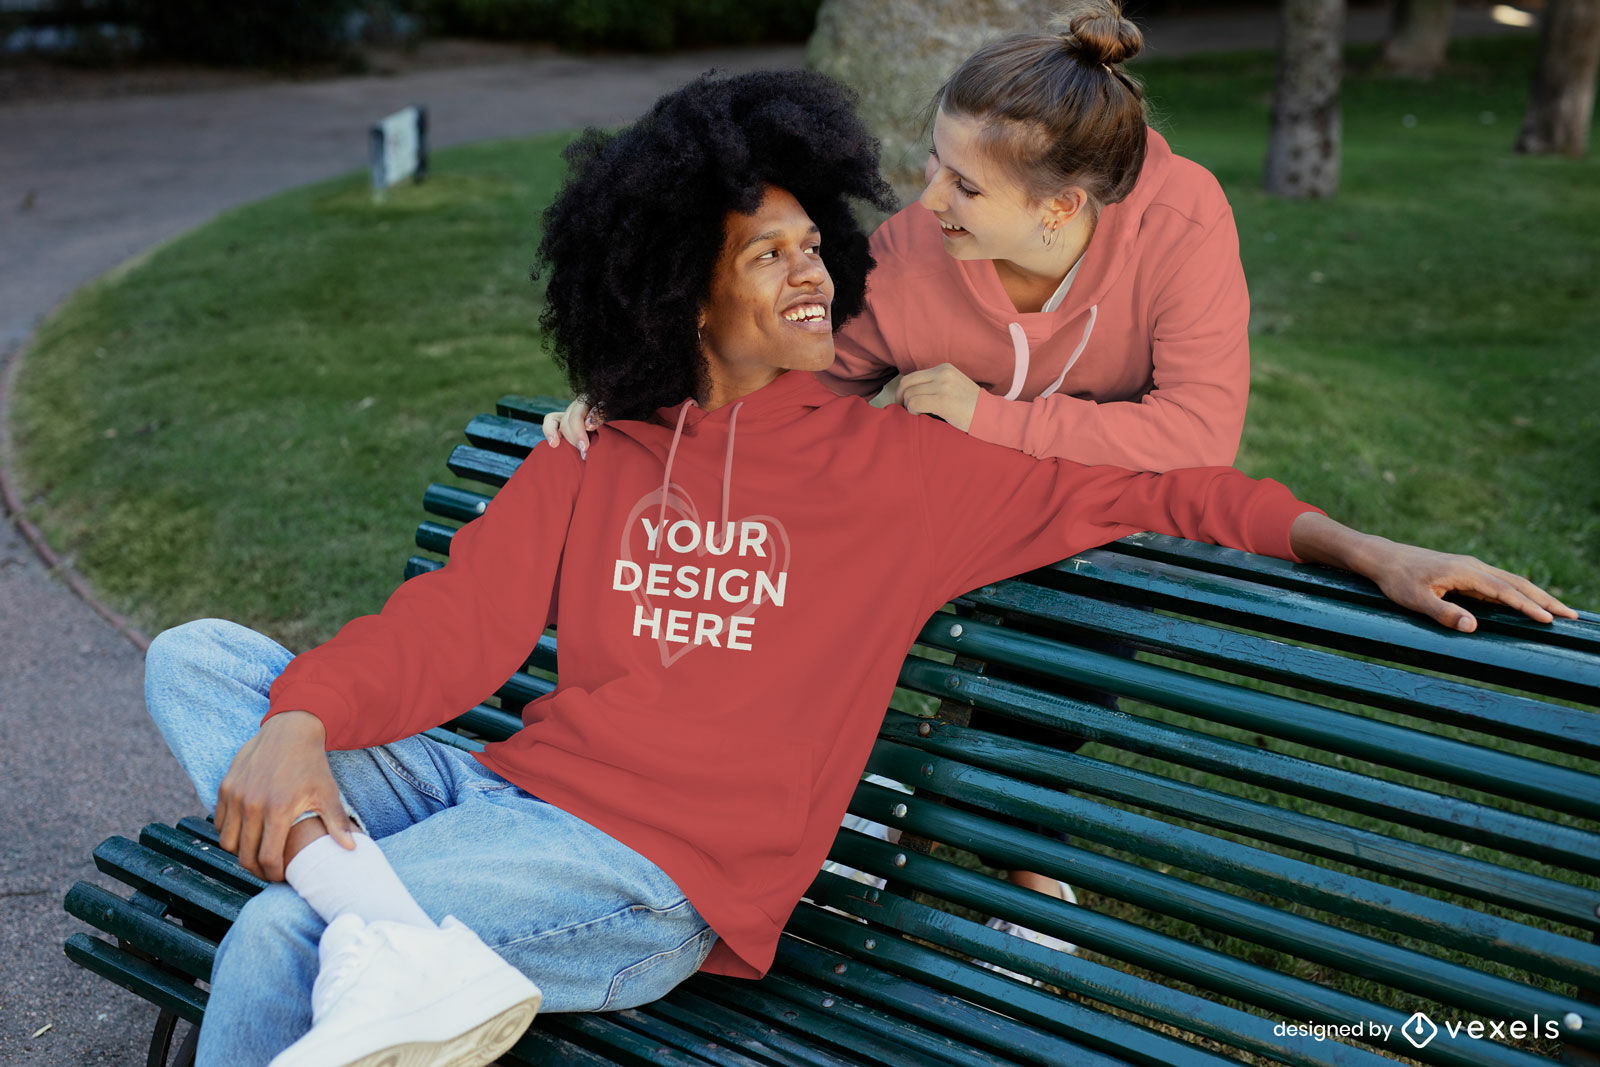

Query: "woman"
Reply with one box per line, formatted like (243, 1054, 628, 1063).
(829, 1, 1243, 470)
(145, 70, 1569, 1067)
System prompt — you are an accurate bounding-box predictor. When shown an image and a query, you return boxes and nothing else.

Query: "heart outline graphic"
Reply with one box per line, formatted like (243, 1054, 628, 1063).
(618, 484, 793, 668)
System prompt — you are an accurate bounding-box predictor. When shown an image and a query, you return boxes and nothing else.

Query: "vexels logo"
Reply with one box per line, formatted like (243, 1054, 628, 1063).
(1401, 1012, 1439, 1049)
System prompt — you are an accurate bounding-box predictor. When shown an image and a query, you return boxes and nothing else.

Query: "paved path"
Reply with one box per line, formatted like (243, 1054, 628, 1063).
(0, 8, 1530, 1063)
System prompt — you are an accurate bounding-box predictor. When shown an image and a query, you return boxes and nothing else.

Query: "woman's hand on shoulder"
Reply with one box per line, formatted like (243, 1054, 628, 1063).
(895, 363, 980, 433)
(542, 397, 601, 458)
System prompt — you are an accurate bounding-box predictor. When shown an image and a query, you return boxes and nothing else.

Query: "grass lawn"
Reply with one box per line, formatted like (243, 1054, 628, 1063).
(1147, 39, 1599, 604)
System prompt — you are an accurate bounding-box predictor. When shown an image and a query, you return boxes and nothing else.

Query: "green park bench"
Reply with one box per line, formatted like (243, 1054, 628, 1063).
(65, 396, 1600, 1066)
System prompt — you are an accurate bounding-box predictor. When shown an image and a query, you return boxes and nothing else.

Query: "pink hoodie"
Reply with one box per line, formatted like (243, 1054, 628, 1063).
(822, 129, 1250, 472)
(266, 372, 1317, 981)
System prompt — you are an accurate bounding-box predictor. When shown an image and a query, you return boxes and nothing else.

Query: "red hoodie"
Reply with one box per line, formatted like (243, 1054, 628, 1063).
(822, 129, 1251, 472)
(268, 371, 1316, 979)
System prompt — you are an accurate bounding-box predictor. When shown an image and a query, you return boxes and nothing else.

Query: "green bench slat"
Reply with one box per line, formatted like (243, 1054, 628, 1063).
(92, 835, 250, 925)
(495, 395, 569, 422)
(422, 725, 484, 752)
(422, 483, 491, 523)
(649, 990, 876, 1067)
(917, 616, 1600, 821)
(877, 713, 1600, 931)
(447, 443, 521, 487)
(895, 659, 1600, 874)
(961, 579, 1600, 757)
(802, 870, 1398, 1067)
(812, 835, 1421, 1058)
(841, 776, 1599, 1045)
(704, 972, 1023, 1067)
(848, 762, 1600, 989)
(506, 1027, 634, 1067)
(415, 520, 456, 555)
(684, 977, 989, 1067)
(783, 906, 1218, 1067)
(587, 1007, 785, 1067)
(1110, 533, 1600, 658)
(1034, 550, 1600, 703)
(143, 821, 267, 896)
(64, 883, 215, 981)
(63, 933, 206, 1024)
(465, 413, 548, 457)
(539, 1011, 734, 1066)
(814, 848, 1563, 1067)
(446, 703, 527, 742)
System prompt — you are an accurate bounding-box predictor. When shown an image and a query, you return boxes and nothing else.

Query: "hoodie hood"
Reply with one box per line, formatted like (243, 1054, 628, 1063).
(617, 372, 833, 546)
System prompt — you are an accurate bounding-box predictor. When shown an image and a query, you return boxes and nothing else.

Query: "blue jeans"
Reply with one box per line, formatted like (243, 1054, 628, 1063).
(144, 618, 716, 1067)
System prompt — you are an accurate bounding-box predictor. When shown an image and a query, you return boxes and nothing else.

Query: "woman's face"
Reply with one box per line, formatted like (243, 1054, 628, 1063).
(919, 109, 1054, 264)
(700, 185, 837, 392)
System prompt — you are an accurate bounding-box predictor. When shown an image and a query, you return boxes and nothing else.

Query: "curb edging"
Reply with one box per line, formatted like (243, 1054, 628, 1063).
(0, 338, 152, 653)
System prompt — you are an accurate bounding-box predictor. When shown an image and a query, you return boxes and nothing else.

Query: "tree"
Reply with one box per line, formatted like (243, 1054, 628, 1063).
(1264, 0, 1346, 198)
(1381, 0, 1453, 78)
(1515, 0, 1600, 157)
(808, 0, 1057, 209)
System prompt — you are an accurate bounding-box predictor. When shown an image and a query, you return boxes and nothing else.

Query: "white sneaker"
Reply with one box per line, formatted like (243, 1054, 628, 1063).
(268, 914, 542, 1067)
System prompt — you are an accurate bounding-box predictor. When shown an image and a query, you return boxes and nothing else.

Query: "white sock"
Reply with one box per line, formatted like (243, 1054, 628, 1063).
(284, 833, 435, 928)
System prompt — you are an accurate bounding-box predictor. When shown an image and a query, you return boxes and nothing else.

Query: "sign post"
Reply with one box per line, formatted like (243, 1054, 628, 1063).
(369, 105, 428, 200)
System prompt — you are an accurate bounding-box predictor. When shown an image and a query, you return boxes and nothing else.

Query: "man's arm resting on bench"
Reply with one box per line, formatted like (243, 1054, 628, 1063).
(1287, 511, 1577, 633)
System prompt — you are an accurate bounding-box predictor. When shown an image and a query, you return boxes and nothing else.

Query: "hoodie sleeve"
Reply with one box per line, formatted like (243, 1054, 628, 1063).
(816, 220, 902, 399)
(966, 205, 1250, 472)
(818, 301, 898, 398)
(911, 415, 1320, 599)
(265, 446, 584, 751)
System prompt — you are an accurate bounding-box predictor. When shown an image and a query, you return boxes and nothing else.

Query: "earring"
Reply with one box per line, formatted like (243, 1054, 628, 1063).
(1042, 224, 1058, 248)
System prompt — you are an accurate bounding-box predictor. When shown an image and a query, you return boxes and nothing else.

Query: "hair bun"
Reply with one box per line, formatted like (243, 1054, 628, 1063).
(1049, 2, 1143, 67)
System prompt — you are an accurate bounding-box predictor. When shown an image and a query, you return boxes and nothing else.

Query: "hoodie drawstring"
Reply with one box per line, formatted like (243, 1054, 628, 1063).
(653, 398, 742, 556)
(1029, 304, 1098, 400)
(656, 400, 695, 554)
(720, 401, 742, 531)
(1003, 323, 1030, 401)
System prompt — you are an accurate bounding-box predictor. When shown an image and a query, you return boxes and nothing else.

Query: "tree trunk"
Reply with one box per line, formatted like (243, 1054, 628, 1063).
(1264, 0, 1345, 198)
(1516, 0, 1600, 157)
(807, 0, 1057, 210)
(1381, 0, 1453, 78)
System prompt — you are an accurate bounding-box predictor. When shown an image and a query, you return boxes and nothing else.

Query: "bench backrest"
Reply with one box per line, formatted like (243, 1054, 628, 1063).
(409, 395, 1600, 1067)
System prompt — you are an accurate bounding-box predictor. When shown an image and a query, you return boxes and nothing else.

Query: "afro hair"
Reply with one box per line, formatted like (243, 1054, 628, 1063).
(535, 69, 896, 422)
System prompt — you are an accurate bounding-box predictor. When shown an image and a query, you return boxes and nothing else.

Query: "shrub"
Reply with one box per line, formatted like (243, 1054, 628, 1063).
(420, 0, 820, 51)
(128, 0, 362, 66)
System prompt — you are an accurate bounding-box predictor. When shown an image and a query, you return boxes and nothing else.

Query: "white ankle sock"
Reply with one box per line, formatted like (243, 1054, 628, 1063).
(285, 833, 435, 928)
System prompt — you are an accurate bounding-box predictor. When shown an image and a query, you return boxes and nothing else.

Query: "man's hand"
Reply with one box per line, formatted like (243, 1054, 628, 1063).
(1288, 512, 1577, 632)
(215, 710, 356, 882)
(541, 397, 599, 458)
(895, 363, 980, 432)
